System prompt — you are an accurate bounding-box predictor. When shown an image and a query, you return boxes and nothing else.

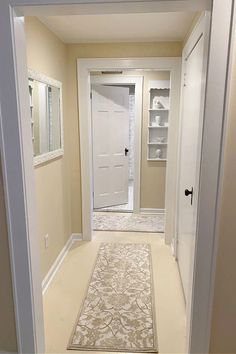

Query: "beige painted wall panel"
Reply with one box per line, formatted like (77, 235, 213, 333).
(25, 17, 72, 278)
(209, 34, 236, 354)
(0, 162, 17, 352)
(138, 70, 170, 209)
(68, 41, 182, 59)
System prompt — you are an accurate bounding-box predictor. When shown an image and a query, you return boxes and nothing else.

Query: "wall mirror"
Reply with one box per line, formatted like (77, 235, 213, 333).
(28, 69, 64, 166)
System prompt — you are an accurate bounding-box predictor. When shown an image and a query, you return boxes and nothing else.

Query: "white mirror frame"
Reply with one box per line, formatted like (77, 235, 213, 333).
(28, 69, 64, 166)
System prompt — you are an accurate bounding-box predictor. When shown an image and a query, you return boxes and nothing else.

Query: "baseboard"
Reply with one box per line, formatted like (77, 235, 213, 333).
(140, 208, 165, 214)
(42, 233, 82, 294)
(71, 233, 83, 241)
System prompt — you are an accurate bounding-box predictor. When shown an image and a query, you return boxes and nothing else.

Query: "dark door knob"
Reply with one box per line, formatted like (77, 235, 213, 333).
(185, 187, 193, 205)
(125, 148, 129, 156)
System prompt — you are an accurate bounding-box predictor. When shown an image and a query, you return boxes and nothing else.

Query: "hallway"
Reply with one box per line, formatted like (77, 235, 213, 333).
(43, 231, 186, 353)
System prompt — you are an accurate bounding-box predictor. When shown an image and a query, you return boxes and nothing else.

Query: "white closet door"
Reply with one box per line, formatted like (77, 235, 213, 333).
(92, 85, 129, 209)
(177, 35, 205, 303)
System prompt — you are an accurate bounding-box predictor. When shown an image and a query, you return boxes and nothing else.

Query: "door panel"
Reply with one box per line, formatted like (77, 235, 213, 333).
(92, 85, 129, 209)
(177, 35, 205, 303)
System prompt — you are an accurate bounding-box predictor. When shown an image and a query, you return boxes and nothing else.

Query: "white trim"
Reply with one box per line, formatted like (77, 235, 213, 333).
(77, 57, 181, 242)
(90, 75, 142, 213)
(28, 69, 62, 88)
(140, 208, 165, 214)
(0, 1, 232, 354)
(28, 69, 64, 167)
(42, 233, 82, 295)
(14, 1, 211, 16)
(188, 2, 234, 353)
(0, 13, 45, 353)
(164, 59, 182, 245)
(33, 148, 64, 166)
(71, 233, 83, 241)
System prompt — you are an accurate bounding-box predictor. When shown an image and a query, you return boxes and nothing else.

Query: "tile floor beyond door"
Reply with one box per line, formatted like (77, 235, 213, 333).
(43, 231, 186, 354)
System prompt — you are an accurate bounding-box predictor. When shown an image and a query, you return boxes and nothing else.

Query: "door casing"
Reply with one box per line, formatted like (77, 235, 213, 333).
(77, 58, 181, 242)
(0, 1, 233, 354)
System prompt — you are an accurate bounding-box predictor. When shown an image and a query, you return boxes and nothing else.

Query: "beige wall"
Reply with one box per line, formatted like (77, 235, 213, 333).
(139, 70, 170, 209)
(67, 41, 182, 230)
(209, 33, 236, 354)
(24, 17, 183, 274)
(25, 17, 72, 278)
(0, 161, 17, 352)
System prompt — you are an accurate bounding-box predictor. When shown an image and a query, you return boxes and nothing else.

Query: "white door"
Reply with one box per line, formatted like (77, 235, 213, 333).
(177, 35, 205, 303)
(92, 84, 129, 209)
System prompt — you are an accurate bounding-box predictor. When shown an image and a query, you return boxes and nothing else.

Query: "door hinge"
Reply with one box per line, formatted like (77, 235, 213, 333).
(90, 92, 92, 99)
(184, 73, 187, 87)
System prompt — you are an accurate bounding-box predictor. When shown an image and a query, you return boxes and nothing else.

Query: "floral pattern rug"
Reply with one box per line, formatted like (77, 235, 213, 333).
(93, 212, 165, 233)
(68, 243, 158, 352)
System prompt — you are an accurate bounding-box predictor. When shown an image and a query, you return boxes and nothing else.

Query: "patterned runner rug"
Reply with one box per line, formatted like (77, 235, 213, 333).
(68, 243, 158, 352)
(93, 212, 165, 233)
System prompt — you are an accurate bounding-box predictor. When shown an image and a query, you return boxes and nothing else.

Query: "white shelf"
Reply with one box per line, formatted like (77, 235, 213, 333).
(148, 158, 167, 161)
(148, 125, 169, 129)
(148, 79, 170, 161)
(149, 108, 169, 111)
(149, 88, 170, 91)
(149, 80, 170, 90)
(148, 142, 168, 145)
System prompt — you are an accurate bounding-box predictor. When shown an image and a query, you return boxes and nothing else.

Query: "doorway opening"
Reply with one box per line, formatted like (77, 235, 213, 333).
(90, 70, 170, 233)
(1, 1, 232, 354)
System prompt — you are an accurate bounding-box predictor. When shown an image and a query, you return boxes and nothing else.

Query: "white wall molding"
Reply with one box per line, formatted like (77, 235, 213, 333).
(77, 57, 181, 241)
(140, 208, 165, 214)
(42, 233, 82, 295)
(71, 233, 83, 241)
(28, 69, 65, 167)
(16, 1, 211, 17)
(188, 3, 234, 353)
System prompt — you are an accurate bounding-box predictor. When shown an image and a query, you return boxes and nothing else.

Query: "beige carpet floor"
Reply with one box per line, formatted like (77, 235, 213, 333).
(68, 243, 158, 352)
(43, 232, 186, 354)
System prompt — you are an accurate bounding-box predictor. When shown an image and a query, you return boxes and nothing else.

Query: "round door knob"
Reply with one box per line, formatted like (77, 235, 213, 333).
(185, 188, 193, 197)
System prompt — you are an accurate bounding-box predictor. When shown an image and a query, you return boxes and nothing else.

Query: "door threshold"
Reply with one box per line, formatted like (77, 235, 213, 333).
(94, 209, 133, 213)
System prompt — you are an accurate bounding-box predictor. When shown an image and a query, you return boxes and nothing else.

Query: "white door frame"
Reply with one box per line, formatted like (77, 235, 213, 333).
(77, 58, 181, 242)
(90, 75, 143, 214)
(0, 1, 234, 354)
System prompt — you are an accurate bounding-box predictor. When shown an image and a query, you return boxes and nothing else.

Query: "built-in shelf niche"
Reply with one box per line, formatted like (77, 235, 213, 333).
(147, 80, 170, 161)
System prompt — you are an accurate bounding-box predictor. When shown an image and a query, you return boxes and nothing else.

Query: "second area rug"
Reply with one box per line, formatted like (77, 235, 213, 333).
(68, 243, 158, 352)
(93, 212, 165, 233)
